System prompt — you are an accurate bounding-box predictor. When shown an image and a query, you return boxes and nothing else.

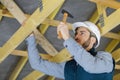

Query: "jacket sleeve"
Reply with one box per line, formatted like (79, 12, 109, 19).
(63, 38, 113, 73)
(26, 36, 65, 79)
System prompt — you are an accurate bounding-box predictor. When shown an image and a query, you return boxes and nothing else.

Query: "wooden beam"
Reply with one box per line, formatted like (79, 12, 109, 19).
(96, 2, 107, 27)
(90, 0, 120, 36)
(39, 3, 63, 34)
(9, 57, 28, 80)
(0, 0, 26, 23)
(34, 29, 58, 56)
(11, 50, 28, 57)
(89, 0, 120, 9)
(0, 9, 13, 18)
(101, 8, 120, 35)
(112, 48, 120, 62)
(47, 76, 55, 80)
(11, 49, 71, 63)
(0, 0, 65, 63)
(113, 73, 120, 80)
(0, 0, 64, 79)
(0, 0, 64, 57)
(23, 71, 45, 80)
(11, 48, 71, 63)
(11, 49, 53, 60)
(0, 15, 2, 20)
(105, 39, 119, 53)
(103, 32, 120, 40)
(42, 19, 73, 30)
(115, 64, 120, 70)
(0, 9, 30, 18)
(0, 46, 70, 63)
(16, 51, 51, 60)
(49, 48, 72, 63)
(89, 10, 99, 23)
(0, 1, 29, 79)
(105, 32, 120, 52)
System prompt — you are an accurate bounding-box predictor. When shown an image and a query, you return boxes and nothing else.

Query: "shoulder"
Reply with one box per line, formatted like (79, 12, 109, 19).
(96, 51, 112, 59)
(96, 51, 113, 64)
(84, 51, 114, 73)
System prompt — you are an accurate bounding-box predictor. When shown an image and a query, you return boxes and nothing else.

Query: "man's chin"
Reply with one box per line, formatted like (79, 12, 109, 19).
(75, 40, 82, 45)
(77, 42, 82, 45)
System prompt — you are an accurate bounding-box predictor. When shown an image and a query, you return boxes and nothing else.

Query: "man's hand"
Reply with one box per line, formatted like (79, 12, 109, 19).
(57, 22, 70, 40)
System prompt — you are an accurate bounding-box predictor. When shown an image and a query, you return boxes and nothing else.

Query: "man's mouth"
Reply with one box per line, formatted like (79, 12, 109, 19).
(75, 39, 80, 43)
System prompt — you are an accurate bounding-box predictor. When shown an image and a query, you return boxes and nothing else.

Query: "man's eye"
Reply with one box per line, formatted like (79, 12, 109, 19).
(81, 32, 84, 34)
(80, 32, 84, 35)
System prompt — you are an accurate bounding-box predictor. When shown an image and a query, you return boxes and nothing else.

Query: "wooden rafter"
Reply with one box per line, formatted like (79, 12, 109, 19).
(89, 0, 120, 9)
(104, 32, 120, 40)
(112, 48, 120, 62)
(105, 32, 120, 52)
(0, 0, 120, 80)
(9, 57, 28, 80)
(113, 73, 120, 80)
(101, 8, 120, 35)
(23, 71, 45, 80)
(0, 0, 64, 80)
(0, 0, 26, 23)
(0, 0, 65, 63)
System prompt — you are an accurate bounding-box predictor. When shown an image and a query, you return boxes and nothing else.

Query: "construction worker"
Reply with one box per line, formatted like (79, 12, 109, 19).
(26, 21, 115, 80)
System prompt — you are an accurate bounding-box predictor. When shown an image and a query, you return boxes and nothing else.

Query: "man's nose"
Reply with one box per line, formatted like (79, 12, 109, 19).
(75, 34, 79, 39)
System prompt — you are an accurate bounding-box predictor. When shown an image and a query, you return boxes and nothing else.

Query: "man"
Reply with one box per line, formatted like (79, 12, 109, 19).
(26, 21, 115, 80)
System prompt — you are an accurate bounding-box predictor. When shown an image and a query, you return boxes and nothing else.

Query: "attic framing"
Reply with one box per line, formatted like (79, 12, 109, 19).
(0, 0, 120, 80)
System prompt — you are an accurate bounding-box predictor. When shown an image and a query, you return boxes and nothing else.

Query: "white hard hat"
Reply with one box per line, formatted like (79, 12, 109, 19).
(72, 21, 101, 48)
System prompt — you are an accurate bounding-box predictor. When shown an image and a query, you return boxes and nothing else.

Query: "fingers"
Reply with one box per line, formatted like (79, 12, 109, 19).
(57, 22, 70, 40)
(57, 22, 60, 35)
(57, 22, 65, 35)
(57, 22, 65, 39)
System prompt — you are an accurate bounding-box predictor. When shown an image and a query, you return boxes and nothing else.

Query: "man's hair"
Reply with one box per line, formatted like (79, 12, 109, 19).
(89, 31, 97, 47)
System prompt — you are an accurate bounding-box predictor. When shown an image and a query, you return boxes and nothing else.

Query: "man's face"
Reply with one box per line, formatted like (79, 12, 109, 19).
(75, 27, 91, 47)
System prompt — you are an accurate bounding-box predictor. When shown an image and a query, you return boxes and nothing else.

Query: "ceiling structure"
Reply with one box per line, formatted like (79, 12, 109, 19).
(0, 0, 120, 80)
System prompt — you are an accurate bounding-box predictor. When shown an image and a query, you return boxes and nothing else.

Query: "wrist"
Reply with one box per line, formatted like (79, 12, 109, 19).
(64, 36, 70, 40)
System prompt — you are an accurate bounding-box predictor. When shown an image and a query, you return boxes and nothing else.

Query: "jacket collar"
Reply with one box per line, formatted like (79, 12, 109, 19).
(88, 48, 97, 56)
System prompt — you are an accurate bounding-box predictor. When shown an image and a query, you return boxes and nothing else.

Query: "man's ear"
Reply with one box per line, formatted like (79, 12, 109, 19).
(85, 37, 96, 51)
(90, 37, 96, 46)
